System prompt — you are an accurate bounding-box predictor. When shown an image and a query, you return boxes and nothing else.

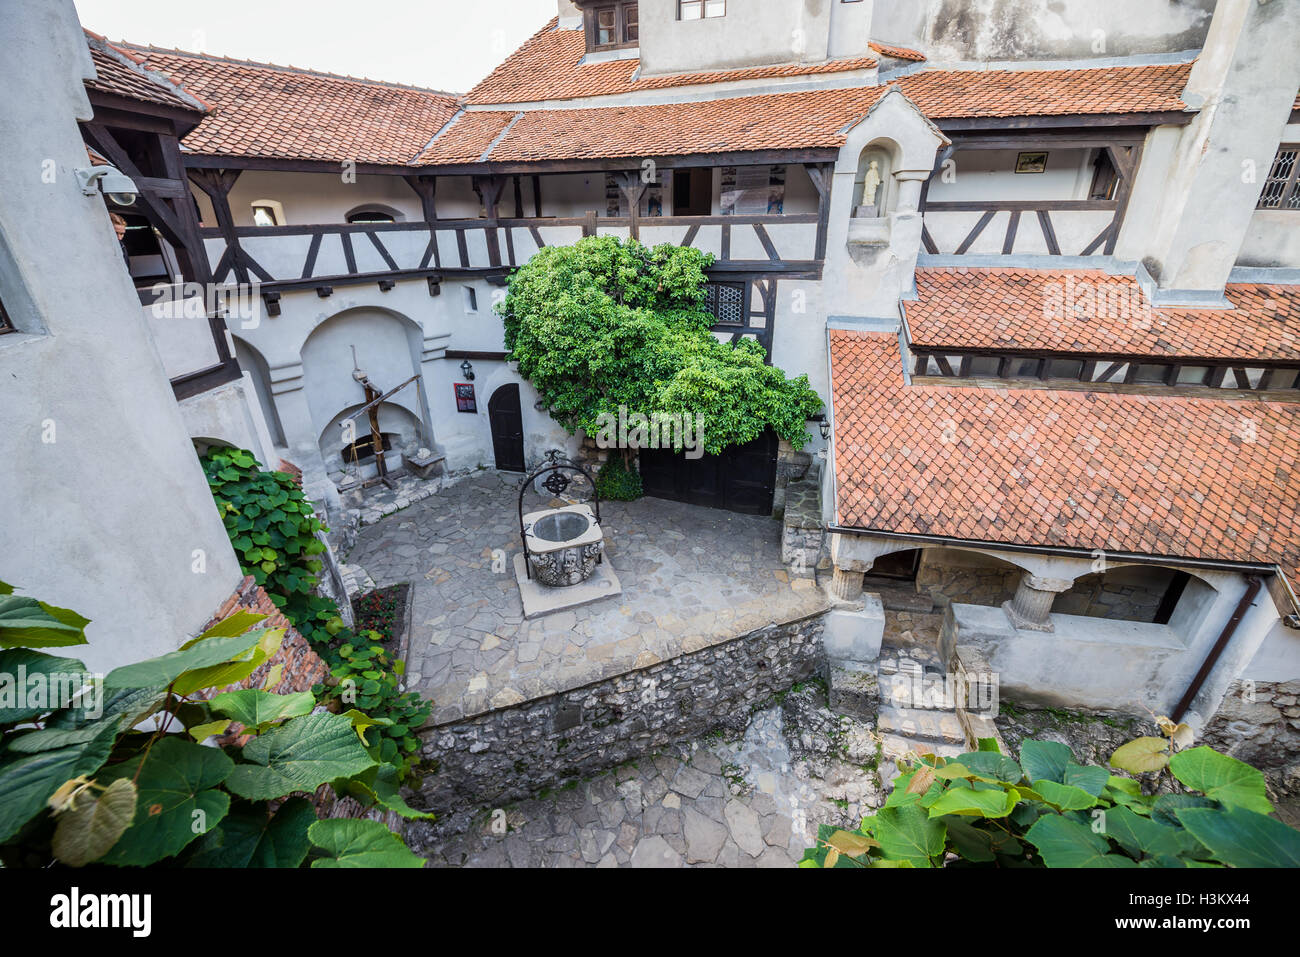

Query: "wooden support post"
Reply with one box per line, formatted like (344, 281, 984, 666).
(616, 171, 647, 240)
(404, 174, 438, 222)
(188, 168, 248, 283)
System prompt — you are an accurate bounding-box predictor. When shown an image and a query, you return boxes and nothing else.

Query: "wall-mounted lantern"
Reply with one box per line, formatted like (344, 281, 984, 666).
(459, 359, 475, 381)
(820, 418, 831, 442)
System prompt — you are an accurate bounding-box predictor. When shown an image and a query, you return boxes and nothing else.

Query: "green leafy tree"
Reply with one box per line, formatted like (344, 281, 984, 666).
(499, 236, 822, 459)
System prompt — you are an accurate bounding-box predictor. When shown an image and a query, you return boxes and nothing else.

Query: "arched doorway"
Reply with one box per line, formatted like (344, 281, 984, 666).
(488, 384, 525, 472)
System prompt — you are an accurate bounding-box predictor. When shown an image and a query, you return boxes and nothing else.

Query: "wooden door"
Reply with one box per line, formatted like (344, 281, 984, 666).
(488, 384, 525, 472)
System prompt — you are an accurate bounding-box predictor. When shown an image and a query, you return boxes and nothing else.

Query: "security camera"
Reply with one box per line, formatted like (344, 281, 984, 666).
(75, 165, 139, 207)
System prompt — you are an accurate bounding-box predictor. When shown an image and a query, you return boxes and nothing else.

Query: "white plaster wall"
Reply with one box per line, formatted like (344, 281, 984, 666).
(639, 0, 832, 75)
(1243, 619, 1300, 683)
(180, 375, 280, 469)
(0, 0, 243, 672)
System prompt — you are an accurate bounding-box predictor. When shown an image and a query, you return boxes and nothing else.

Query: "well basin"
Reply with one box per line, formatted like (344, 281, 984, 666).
(522, 504, 604, 587)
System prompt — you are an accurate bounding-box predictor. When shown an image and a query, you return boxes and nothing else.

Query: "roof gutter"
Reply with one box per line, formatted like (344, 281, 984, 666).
(1171, 576, 1263, 724)
(825, 524, 1280, 577)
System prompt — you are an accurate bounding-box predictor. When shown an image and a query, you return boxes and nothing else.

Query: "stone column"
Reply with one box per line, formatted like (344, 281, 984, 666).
(1002, 574, 1072, 633)
(828, 561, 870, 605)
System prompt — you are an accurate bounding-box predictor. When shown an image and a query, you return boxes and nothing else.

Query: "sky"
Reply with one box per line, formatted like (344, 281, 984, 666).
(73, 0, 558, 94)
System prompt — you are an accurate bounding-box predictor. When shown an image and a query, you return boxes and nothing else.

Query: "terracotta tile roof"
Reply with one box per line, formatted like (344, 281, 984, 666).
(419, 85, 890, 165)
(121, 45, 459, 166)
(464, 19, 876, 106)
(869, 41, 926, 63)
(84, 32, 205, 113)
(423, 61, 1191, 166)
(907, 268, 1300, 361)
(897, 61, 1191, 119)
(830, 329, 1300, 582)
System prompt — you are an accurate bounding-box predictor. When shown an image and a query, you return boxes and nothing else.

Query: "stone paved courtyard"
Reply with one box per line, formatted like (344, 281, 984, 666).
(412, 689, 886, 868)
(344, 470, 828, 724)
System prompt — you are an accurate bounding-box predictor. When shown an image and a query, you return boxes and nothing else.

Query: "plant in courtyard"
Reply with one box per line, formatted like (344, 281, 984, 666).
(594, 451, 643, 501)
(499, 236, 823, 472)
(200, 448, 430, 779)
(801, 719, 1300, 868)
(0, 582, 427, 868)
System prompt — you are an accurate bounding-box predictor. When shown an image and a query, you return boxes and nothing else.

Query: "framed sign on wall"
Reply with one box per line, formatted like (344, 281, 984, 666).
(454, 382, 477, 413)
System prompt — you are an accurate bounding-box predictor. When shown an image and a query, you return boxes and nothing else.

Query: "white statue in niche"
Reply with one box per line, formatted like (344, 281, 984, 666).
(859, 160, 883, 215)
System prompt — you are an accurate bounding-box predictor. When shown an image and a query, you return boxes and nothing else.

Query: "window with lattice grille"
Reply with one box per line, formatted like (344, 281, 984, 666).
(703, 281, 745, 325)
(1257, 145, 1300, 210)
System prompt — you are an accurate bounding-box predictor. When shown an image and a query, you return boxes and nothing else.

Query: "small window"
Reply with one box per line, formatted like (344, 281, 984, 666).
(590, 2, 638, 49)
(966, 355, 1001, 377)
(1046, 358, 1084, 380)
(345, 206, 398, 224)
(1005, 357, 1042, 378)
(251, 201, 283, 227)
(1257, 146, 1300, 210)
(703, 281, 745, 325)
(1132, 363, 1171, 384)
(464, 286, 478, 313)
(679, 0, 725, 19)
(1175, 365, 1210, 386)
(1088, 150, 1119, 201)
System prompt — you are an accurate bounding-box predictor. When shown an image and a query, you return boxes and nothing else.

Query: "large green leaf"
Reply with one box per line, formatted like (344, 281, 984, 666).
(97, 737, 234, 865)
(209, 689, 315, 729)
(1062, 763, 1110, 797)
(224, 712, 377, 801)
(1109, 737, 1170, 774)
(1101, 805, 1205, 861)
(927, 785, 1019, 819)
(0, 591, 90, 649)
(51, 778, 137, 867)
(1033, 779, 1101, 811)
(1019, 740, 1072, 784)
(874, 803, 947, 866)
(950, 751, 1023, 785)
(105, 631, 268, 689)
(334, 763, 436, 821)
(0, 729, 117, 842)
(1025, 814, 1138, 867)
(186, 797, 315, 868)
(0, 649, 90, 723)
(1175, 806, 1300, 868)
(307, 818, 425, 868)
(171, 628, 285, 696)
(1151, 793, 1216, 828)
(1168, 746, 1273, 815)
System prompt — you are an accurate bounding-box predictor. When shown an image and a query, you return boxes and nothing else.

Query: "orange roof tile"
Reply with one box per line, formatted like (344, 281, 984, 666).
(830, 329, 1300, 582)
(907, 268, 1300, 361)
(84, 32, 205, 113)
(869, 41, 926, 63)
(123, 46, 459, 166)
(422, 61, 1190, 166)
(419, 85, 889, 165)
(465, 20, 876, 106)
(897, 61, 1191, 119)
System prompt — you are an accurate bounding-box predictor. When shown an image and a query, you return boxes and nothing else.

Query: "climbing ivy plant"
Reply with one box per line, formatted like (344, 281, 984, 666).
(499, 236, 823, 461)
(199, 448, 430, 778)
(0, 582, 427, 868)
(801, 723, 1300, 868)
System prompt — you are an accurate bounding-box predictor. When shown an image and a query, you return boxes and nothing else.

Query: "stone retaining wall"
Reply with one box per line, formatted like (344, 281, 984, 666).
(1200, 678, 1300, 796)
(415, 614, 825, 810)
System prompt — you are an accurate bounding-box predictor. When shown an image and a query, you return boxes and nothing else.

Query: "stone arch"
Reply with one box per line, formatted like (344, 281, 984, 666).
(298, 305, 431, 475)
(1054, 563, 1218, 625)
(852, 137, 900, 214)
(345, 202, 405, 223)
(318, 401, 423, 475)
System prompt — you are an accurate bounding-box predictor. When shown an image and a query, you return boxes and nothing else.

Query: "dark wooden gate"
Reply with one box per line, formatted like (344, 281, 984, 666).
(488, 384, 526, 472)
(638, 428, 777, 515)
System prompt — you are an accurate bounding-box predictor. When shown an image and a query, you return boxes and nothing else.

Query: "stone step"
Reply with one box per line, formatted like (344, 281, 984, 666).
(877, 705, 966, 744)
(879, 732, 968, 762)
(826, 666, 879, 721)
(865, 583, 936, 614)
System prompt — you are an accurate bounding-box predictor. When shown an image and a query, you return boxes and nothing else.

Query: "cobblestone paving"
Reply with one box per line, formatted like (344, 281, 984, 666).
(345, 471, 827, 724)
(417, 694, 885, 868)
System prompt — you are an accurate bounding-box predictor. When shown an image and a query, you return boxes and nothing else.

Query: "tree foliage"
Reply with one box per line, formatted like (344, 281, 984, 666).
(499, 236, 823, 455)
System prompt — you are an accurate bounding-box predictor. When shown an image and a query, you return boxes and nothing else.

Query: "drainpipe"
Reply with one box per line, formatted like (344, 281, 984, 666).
(1170, 575, 1263, 723)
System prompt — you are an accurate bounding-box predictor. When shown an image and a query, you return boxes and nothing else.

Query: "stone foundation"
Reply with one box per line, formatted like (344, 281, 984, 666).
(415, 614, 825, 811)
(916, 548, 1020, 607)
(780, 471, 824, 575)
(1200, 678, 1300, 796)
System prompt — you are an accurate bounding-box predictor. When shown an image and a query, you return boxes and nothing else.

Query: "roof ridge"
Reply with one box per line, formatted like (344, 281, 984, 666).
(113, 40, 461, 99)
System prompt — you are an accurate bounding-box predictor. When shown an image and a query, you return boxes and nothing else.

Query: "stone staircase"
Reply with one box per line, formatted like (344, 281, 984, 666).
(826, 601, 1006, 767)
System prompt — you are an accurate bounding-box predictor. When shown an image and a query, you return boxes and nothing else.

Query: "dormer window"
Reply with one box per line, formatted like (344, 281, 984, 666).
(588, 1, 638, 51)
(679, 0, 725, 19)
